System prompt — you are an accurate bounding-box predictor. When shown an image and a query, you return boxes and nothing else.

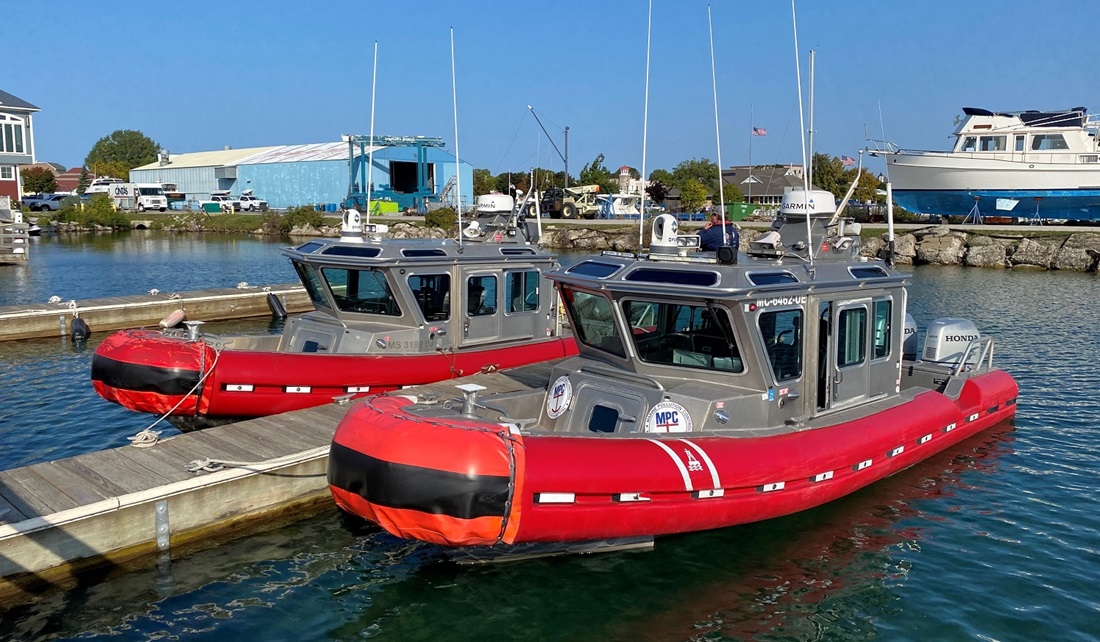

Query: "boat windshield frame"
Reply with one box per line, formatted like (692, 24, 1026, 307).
(623, 298, 745, 374)
(320, 265, 402, 317)
(560, 286, 625, 358)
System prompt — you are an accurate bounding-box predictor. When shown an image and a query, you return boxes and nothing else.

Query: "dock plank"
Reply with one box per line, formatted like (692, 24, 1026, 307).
(92, 447, 195, 489)
(0, 493, 28, 524)
(0, 467, 81, 515)
(48, 456, 146, 497)
(28, 462, 116, 506)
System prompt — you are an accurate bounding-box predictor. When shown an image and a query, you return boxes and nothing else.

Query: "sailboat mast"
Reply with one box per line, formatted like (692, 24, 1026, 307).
(708, 4, 726, 232)
(639, 0, 653, 248)
(366, 41, 378, 225)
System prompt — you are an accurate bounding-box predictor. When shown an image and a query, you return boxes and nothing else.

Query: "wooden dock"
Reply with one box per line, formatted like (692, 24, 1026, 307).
(0, 359, 560, 602)
(0, 283, 313, 341)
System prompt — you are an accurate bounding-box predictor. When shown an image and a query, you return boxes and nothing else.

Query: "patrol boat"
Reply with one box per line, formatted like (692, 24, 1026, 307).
(91, 196, 576, 431)
(328, 189, 1018, 548)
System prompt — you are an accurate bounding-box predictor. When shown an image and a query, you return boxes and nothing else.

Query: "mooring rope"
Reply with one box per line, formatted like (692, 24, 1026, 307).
(185, 445, 329, 474)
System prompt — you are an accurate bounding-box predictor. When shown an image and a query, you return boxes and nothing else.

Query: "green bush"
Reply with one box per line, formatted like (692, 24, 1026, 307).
(55, 194, 129, 228)
(282, 205, 325, 231)
(425, 207, 456, 231)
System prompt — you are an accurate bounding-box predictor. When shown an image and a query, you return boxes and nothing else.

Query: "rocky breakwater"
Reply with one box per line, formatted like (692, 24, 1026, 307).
(859, 226, 1100, 272)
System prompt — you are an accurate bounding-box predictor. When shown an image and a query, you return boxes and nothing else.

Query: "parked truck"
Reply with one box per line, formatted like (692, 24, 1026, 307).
(537, 184, 602, 219)
(110, 183, 168, 212)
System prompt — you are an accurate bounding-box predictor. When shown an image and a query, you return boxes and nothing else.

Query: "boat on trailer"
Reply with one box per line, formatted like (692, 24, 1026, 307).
(328, 188, 1018, 549)
(91, 196, 576, 431)
(869, 106, 1100, 221)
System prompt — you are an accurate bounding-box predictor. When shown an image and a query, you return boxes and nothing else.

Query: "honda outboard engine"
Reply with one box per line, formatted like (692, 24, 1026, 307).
(903, 313, 918, 360)
(922, 317, 980, 364)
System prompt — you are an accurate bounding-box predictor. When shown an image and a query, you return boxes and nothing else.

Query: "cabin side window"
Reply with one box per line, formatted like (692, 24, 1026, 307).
(467, 275, 498, 317)
(979, 135, 1006, 152)
(561, 287, 625, 357)
(321, 267, 401, 316)
(837, 307, 867, 367)
(505, 270, 539, 313)
(873, 298, 892, 360)
(1015, 135, 1026, 152)
(625, 300, 743, 372)
(1032, 134, 1069, 150)
(408, 273, 450, 322)
(959, 136, 977, 152)
(292, 261, 331, 310)
(759, 309, 803, 381)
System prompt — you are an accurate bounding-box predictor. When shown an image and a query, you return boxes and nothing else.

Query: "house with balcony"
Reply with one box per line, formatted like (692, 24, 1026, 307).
(0, 89, 39, 203)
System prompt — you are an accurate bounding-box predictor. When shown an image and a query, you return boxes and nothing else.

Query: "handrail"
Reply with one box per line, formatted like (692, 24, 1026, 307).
(579, 363, 665, 391)
(952, 337, 994, 375)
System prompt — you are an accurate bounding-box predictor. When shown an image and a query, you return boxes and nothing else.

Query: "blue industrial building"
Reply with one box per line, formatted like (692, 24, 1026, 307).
(131, 138, 473, 211)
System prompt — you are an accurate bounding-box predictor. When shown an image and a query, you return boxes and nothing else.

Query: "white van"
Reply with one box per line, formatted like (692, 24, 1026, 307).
(110, 183, 168, 211)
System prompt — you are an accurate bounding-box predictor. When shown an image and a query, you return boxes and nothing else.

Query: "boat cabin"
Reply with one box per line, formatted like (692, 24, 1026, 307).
(478, 190, 990, 437)
(951, 106, 1100, 161)
(277, 200, 562, 356)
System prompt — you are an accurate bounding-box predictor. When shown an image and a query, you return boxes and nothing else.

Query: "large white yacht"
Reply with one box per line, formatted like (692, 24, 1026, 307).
(870, 107, 1100, 221)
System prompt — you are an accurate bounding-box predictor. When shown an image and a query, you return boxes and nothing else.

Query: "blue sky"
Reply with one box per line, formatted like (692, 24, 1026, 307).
(8, 1, 1097, 178)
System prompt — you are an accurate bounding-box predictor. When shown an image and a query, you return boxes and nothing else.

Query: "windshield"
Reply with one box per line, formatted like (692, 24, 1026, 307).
(138, 187, 164, 195)
(321, 267, 401, 316)
(561, 287, 624, 357)
(292, 261, 330, 310)
(626, 300, 743, 372)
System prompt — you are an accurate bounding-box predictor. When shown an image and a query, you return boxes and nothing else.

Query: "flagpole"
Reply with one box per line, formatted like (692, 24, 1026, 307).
(748, 104, 753, 207)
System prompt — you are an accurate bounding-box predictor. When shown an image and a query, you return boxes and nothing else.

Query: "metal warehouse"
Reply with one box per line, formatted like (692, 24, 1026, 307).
(130, 137, 473, 211)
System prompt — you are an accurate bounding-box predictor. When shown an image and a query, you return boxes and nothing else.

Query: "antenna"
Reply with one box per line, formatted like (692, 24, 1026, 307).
(790, 0, 813, 267)
(366, 40, 378, 226)
(639, 0, 653, 248)
(708, 5, 726, 235)
(451, 27, 463, 248)
(808, 49, 815, 190)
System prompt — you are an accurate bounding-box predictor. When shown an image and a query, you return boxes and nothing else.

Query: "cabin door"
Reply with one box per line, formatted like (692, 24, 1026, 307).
(462, 271, 502, 346)
(821, 298, 872, 411)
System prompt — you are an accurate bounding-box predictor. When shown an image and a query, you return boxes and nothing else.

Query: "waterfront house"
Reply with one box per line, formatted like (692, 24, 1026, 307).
(0, 89, 39, 203)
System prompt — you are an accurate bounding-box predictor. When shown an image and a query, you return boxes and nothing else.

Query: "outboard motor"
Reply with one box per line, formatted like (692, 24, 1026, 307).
(903, 313, 918, 360)
(922, 317, 980, 364)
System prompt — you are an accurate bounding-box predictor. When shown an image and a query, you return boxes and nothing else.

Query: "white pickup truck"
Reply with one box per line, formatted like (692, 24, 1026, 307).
(233, 190, 268, 212)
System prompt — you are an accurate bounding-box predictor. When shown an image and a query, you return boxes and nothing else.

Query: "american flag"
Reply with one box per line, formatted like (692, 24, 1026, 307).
(841, 155, 856, 167)
(752, 127, 767, 136)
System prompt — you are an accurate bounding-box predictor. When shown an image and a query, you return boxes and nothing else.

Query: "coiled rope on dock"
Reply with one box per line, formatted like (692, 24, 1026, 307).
(185, 446, 329, 474)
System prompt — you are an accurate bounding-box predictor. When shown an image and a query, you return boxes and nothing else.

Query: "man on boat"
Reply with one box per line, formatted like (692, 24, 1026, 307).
(699, 212, 739, 252)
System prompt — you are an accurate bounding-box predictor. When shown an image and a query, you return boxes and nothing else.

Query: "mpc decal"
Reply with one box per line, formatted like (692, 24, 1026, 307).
(645, 401, 693, 433)
(545, 375, 573, 419)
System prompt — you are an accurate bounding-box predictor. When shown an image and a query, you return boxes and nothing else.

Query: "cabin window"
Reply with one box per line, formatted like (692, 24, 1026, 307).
(849, 266, 889, 279)
(401, 249, 447, 257)
(322, 246, 382, 258)
(837, 307, 867, 367)
(1015, 135, 1026, 152)
(467, 275, 498, 317)
(759, 309, 803, 381)
(625, 300, 743, 372)
(588, 405, 619, 433)
(979, 136, 1006, 152)
(322, 267, 401, 316)
(565, 261, 622, 278)
(625, 268, 719, 286)
(408, 273, 450, 321)
(873, 299, 892, 359)
(748, 271, 799, 285)
(292, 261, 331, 310)
(960, 137, 977, 152)
(294, 241, 325, 254)
(1031, 134, 1068, 150)
(562, 288, 625, 357)
(505, 270, 539, 313)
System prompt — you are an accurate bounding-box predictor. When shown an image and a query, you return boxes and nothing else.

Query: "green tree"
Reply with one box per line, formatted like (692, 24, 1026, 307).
(680, 178, 708, 212)
(720, 181, 744, 204)
(577, 153, 617, 195)
(76, 167, 91, 195)
(852, 168, 882, 204)
(84, 130, 160, 174)
(20, 166, 56, 194)
(671, 158, 720, 193)
(648, 168, 674, 185)
(473, 168, 495, 196)
(94, 160, 132, 182)
(810, 152, 847, 200)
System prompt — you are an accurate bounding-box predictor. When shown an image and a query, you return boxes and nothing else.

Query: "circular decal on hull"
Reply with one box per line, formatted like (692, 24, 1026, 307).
(545, 375, 573, 419)
(645, 400, 693, 433)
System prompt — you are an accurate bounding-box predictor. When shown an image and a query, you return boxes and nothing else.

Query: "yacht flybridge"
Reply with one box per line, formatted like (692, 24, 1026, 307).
(328, 188, 1018, 548)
